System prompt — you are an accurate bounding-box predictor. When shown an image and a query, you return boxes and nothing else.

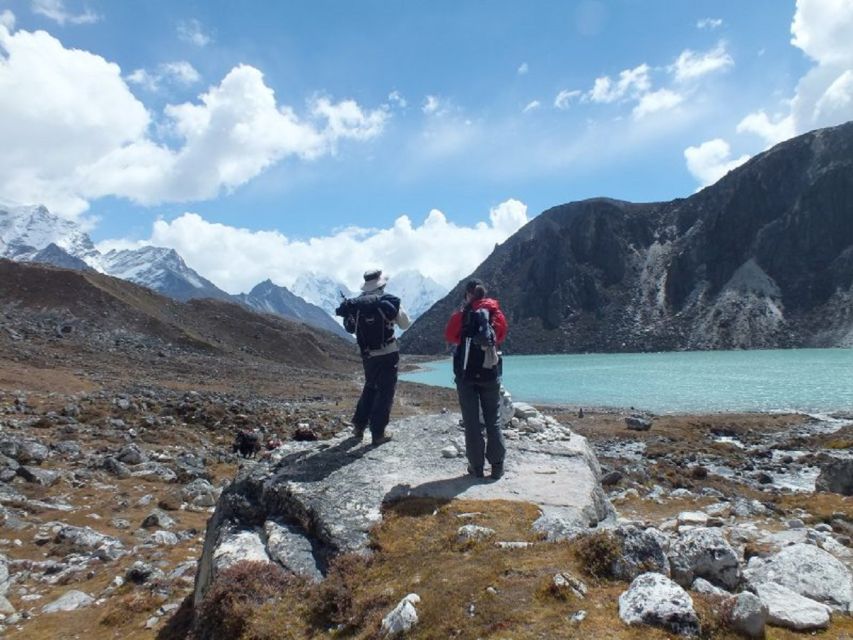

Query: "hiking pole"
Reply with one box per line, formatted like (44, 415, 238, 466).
(462, 336, 471, 371)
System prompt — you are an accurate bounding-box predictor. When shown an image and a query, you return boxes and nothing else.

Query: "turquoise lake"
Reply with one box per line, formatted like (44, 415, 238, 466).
(400, 348, 853, 414)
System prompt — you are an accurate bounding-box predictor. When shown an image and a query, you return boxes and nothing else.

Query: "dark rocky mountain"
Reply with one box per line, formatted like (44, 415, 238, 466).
(236, 279, 351, 341)
(402, 121, 853, 354)
(28, 243, 93, 271)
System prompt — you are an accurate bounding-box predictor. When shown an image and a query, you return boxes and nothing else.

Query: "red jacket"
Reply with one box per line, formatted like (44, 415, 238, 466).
(444, 298, 508, 345)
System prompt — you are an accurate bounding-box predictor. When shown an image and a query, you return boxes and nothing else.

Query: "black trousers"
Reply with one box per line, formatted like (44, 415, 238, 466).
(353, 351, 399, 438)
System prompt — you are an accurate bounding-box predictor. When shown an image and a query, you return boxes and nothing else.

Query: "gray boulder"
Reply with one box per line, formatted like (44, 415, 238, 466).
(131, 461, 177, 483)
(41, 590, 94, 613)
(725, 591, 768, 638)
(52, 524, 124, 561)
(264, 520, 323, 581)
(611, 525, 670, 580)
(182, 478, 218, 507)
(141, 509, 176, 530)
(0, 438, 49, 464)
(194, 413, 612, 606)
(815, 458, 853, 496)
(744, 542, 852, 612)
(670, 527, 740, 590)
(380, 593, 420, 637)
(618, 572, 700, 637)
(103, 456, 131, 478)
(753, 582, 832, 631)
(117, 443, 147, 465)
(17, 465, 61, 486)
(625, 416, 652, 431)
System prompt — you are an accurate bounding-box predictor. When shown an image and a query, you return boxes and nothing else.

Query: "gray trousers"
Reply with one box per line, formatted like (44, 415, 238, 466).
(456, 378, 505, 470)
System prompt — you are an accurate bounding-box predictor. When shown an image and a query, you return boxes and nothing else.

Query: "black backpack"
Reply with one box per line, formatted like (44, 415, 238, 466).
(453, 306, 499, 380)
(336, 293, 400, 354)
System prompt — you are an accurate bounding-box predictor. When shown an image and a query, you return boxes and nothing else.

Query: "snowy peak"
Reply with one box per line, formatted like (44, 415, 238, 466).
(386, 269, 447, 319)
(0, 204, 98, 263)
(291, 272, 354, 318)
(100, 246, 230, 302)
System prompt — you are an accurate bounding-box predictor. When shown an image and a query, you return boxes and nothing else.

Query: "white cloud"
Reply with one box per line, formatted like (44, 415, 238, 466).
(32, 0, 99, 25)
(587, 63, 651, 103)
(554, 89, 581, 109)
(177, 19, 211, 47)
(736, 110, 796, 146)
(0, 26, 388, 216)
(697, 18, 723, 30)
(522, 100, 540, 113)
(98, 199, 531, 293)
(127, 61, 201, 92)
(387, 90, 407, 108)
(684, 138, 750, 187)
(632, 88, 684, 119)
(517, 62, 529, 75)
(733, 0, 853, 149)
(422, 94, 446, 115)
(670, 42, 734, 82)
(0, 10, 15, 30)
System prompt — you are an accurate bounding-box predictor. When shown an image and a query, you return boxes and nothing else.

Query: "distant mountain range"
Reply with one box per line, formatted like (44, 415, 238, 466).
(402, 121, 853, 354)
(0, 205, 448, 340)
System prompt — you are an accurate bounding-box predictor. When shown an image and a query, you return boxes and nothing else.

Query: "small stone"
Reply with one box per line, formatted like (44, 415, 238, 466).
(440, 445, 459, 459)
(787, 518, 805, 529)
(380, 593, 420, 637)
(725, 592, 768, 638)
(457, 525, 495, 543)
(625, 415, 652, 431)
(41, 590, 94, 613)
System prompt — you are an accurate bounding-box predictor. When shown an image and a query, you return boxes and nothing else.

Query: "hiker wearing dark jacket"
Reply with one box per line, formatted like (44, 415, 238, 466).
(444, 279, 508, 479)
(337, 269, 410, 446)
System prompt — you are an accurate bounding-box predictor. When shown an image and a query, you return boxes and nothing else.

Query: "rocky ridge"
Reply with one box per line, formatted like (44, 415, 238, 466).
(402, 121, 853, 354)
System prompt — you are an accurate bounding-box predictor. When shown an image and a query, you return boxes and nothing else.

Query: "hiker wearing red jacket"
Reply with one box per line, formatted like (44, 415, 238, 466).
(444, 279, 508, 480)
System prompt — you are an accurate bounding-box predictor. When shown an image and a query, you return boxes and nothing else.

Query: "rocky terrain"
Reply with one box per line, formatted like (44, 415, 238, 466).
(402, 120, 853, 354)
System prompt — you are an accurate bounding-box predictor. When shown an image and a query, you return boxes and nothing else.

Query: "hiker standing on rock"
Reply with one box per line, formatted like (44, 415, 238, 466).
(444, 279, 508, 479)
(336, 269, 410, 446)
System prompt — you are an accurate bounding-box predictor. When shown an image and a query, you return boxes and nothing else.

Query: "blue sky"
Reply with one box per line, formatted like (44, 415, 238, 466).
(1, 0, 851, 292)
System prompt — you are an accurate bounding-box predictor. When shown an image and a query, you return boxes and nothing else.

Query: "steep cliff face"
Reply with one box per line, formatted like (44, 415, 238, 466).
(401, 121, 853, 354)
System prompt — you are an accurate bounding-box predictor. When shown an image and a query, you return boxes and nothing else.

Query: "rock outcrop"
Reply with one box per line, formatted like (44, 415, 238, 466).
(618, 572, 700, 636)
(193, 412, 612, 605)
(402, 121, 853, 354)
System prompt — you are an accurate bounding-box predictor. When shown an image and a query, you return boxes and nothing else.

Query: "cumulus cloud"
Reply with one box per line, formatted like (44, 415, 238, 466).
(554, 89, 581, 109)
(522, 100, 540, 113)
(387, 90, 407, 108)
(684, 138, 750, 187)
(177, 19, 211, 47)
(738, 0, 853, 148)
(0, 10, 15, 30)
(0, 25, 388, 216)
(422, 94, 448, 115)
(98, 199, 531, 293)
(587, 63, 651, 103)
(736, 110, 796, 146)
(632, 88, 684, 119)
(127, 61, 201, 92)
(517, 62, 528, 75)
(697, 18, 723, 30)
(32, 0, 99, 25)
(670, 42, 734, 82)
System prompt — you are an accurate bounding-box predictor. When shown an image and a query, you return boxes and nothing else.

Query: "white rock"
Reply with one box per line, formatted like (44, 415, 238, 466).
(440, 445, 459, 459)
(457, 525, 495, 543)
(213, 530, 271, 573)
(149, 530, 179, 546)
(670, 527, 740, 590)
(41, 590, 94, 613)
(691, 577, 729, 596)
(513, 402, 539, 419)
(753, 582, 831, 631)
(677, 511, 709, 527)
(619, 573, 699, 637)
(381, 593, 420, 637)
(0, 595, 15, 615)
(725, 592, 767, 638)
(744, 542, 852, 612)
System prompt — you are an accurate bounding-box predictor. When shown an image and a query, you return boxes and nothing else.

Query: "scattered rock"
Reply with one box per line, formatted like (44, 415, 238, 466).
(724, 591, 768, 638)
(815, 458, 853, 496)
(380, 593, 420, 637)
(625, 416, 652, 431)
(457, 525, 495, 544)
(753, 582, 832, 631)
(17, 465, 60, 486)
(611, 525, 670, 580)
(41, 590, 94, 613)
(670, 527, 740, 590)
(618, 572, 699, 637)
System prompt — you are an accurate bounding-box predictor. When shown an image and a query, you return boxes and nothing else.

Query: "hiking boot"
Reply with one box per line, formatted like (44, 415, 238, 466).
(467, 465, 484, 478)
(352, 425, 366, 440)
(371, 433, 392, 447)
(490, 463, 504, 480)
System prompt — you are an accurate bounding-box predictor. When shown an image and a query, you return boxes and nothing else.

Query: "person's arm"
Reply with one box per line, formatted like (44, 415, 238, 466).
(395, 306, 411, 330)
(444, 310, 463, 344)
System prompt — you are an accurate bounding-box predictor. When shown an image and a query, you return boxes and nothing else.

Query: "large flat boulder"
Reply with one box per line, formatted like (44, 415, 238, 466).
(194, 413, 612, 605)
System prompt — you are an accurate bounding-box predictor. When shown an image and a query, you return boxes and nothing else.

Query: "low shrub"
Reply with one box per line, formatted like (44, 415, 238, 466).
(573, 531, 621, 579)
(192, 561, 294, 640)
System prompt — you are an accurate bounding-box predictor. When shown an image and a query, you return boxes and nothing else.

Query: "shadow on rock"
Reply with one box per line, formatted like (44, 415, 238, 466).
(383, 474, 486, 505)
(273, 435, 370, 483)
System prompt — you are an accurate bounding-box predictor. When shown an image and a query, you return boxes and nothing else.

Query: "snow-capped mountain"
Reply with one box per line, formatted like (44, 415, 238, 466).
(100, 247, 232, 302)
(291, 273, 355, 319)
(237, 280, 351, 340)
(0, 205, 99, 265)
(0, 204, 345, 338)
(386, 269, 448, 320)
